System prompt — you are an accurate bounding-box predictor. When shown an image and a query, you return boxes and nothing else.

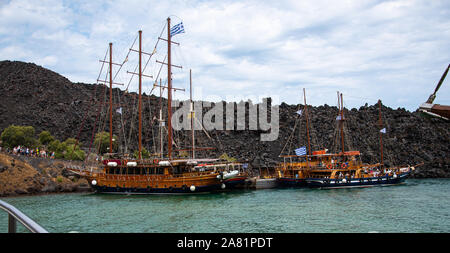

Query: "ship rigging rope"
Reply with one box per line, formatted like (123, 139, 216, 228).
(85, 71, 108, 164)
(72, 47, 109, 157)
(105, 26, 164, 155)
(279, 105, 302, 156)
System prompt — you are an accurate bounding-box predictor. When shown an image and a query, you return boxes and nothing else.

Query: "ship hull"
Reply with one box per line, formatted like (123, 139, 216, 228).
(89, 183, 221, 194)
(306, 172, 410, 189)
(277, 177, 307, 188)
(83, 172, 223, 195)
(223, 176, 248, 189)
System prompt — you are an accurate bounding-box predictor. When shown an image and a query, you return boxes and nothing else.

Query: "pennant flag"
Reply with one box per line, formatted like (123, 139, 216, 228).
(116, 107, 122, 114)
(296, 109, 302, 116)
(295, 146, 307, 156)
(380, 128, 386, 133)
(170, 22, 185, 37)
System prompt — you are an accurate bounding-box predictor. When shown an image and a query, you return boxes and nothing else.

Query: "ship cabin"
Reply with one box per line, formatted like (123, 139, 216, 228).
(278, 149, 365, 179)
(100, 158, 247, 178)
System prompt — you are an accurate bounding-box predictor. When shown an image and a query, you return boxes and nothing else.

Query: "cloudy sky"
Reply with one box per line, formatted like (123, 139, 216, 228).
(1, 0, 449, 110)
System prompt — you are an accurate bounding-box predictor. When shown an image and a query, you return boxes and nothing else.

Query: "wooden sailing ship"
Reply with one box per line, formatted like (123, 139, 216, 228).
(68, 18, 244, 194)
(276, 89, 417, 189)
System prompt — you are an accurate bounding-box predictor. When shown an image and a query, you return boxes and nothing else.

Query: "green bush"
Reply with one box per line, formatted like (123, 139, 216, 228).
(64, 144, 86, 161)
(94, 131, 118, 154)
(1, 125, 38, 148)
(133, 147, 150, 159)
(38, 131, 54, 146)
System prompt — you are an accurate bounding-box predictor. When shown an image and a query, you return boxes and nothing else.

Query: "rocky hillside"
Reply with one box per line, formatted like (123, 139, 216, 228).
(0, 60, 449, 178)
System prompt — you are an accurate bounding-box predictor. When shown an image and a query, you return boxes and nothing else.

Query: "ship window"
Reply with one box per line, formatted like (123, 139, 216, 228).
(115, 168, 120, 174)
(157, 167, 164, 174)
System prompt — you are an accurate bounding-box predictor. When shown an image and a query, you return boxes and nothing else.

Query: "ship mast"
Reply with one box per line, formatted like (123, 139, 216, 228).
(340, 93, 345, 156)
(109, 43, 113, 153)
(190, 69, 195, 159)
(138, 30, 143, 159)
(126, 30, 154, 159)
(303, 88, 311, 169)
(167, 17, 173, 159)
(378, 99, 384, 168)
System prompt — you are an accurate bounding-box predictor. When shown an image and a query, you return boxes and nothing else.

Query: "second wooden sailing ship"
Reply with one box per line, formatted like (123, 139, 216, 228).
(276, 89, 417, 189)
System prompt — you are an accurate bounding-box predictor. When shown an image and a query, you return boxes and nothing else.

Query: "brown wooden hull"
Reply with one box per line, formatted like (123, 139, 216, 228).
(86, 173, 223, 194)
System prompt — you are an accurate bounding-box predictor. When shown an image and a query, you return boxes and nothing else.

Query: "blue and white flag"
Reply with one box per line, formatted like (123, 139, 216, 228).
(116, 107, 122, 114)
(336, 115, 345, 121)
(170, 22, 185, 37)
(296, 109, 302, 116)
(295, 146, 307, 156)
(380, 128, 386, 133)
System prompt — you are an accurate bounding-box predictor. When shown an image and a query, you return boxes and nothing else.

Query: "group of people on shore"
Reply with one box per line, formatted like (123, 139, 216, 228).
(0, 145, 55, 158)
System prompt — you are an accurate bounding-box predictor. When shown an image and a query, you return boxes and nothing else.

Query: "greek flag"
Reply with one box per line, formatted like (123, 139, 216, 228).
(296, 109, 302, 116)
(116, 107, 122, 114)
(170, 22, 185, 37)
(295, 146, 307, 156)
(380, 128, 386, 133)
(336, 115, 345, 121)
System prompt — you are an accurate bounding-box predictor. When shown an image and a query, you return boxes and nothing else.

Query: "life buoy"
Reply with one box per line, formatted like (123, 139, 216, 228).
(341, 163, 348, 169)
(153, 159, 159, 164)
(326, 164, 333, 169)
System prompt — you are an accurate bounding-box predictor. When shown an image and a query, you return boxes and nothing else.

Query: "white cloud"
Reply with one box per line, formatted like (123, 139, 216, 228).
(0, 0, 449, 110)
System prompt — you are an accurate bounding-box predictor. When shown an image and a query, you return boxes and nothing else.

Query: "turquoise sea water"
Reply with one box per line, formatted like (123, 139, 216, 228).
(1, 179, 449, 233)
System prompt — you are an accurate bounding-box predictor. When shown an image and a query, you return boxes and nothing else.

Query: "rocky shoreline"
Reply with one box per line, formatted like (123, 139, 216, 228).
(0, 153, 92, 197)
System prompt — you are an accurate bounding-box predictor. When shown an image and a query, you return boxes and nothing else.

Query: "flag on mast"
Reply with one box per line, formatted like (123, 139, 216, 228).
(380, 128, 386, 133)
(116, 107, 122, 114)
(170, 22, 185, 37)
(295, 146, 307, 156)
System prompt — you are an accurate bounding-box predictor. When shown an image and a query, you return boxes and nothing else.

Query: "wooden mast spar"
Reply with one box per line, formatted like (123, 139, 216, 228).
(167, 17, 173, 160)
(109, 43, 113, 153)
(340, 93, 345, 156)
(138, 30, 142, 159)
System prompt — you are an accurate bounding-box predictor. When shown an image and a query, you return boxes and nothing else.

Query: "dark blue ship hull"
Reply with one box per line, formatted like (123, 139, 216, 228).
(277, 177, 307, 188)
(306, 172, 410, 189)
(223, 176, 248, 189)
